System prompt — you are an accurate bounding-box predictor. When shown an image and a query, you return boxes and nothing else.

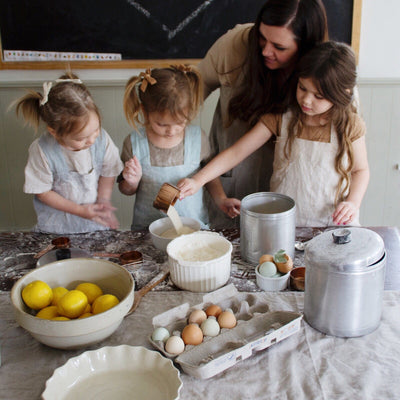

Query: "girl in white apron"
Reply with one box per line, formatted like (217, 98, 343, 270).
(119, 65, 240, 230)
(16, 73, 123, 234)
(178, 42, 370, 228)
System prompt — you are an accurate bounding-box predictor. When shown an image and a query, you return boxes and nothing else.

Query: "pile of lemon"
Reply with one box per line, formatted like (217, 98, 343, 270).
(21, 280, 120, 320)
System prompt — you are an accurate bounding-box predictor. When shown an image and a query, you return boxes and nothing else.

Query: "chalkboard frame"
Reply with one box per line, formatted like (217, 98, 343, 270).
(0, 0, 362, 70)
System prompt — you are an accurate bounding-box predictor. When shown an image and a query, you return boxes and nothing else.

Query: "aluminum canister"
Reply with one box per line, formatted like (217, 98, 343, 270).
(240, 192, 296, 264)
(304, 227, 386, 337)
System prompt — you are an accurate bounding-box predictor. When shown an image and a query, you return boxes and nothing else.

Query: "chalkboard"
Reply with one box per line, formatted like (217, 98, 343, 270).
(0, 0, 361, 69)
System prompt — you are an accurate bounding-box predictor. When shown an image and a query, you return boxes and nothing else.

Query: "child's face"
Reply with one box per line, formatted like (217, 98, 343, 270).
(296, 78, 333, 117)
(54, 111, 100, 152)
(146, 110, 186, 141)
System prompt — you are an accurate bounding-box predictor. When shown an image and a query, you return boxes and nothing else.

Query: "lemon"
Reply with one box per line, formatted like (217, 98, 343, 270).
(52, 316, 70, 321)
(83, 303, 91, 313)
(22, 280, 53, 310)
(57, 290, 88, 319)
(36, 305, 59, 319)
(78, 312, 93, 319)
(51, 286, 69, 306)
(75, 282, 103, 304)
(92, 294, 119, 314)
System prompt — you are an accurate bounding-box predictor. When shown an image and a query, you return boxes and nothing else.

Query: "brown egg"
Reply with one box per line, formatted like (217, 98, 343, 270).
(181, 323, 203, 345)
(188, 309, 207, 325)
(205, 304, 222, 318)
(275, 254, 294, 273)
(218, 310, 237, 329)
(259, 254, 275, 264)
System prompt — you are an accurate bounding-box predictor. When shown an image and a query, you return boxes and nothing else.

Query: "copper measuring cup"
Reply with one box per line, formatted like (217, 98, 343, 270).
(34, 237, 70, 259)
(153, 183, 181, 213)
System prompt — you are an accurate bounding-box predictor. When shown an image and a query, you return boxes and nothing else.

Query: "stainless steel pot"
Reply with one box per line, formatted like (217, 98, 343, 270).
(240, 192, 296, 264)
(304, 227, 386, 337)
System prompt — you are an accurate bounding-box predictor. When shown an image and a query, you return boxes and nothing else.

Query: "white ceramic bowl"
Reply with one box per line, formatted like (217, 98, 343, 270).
(10, 258, 134, 349)
(255, 264, 290, 291)
(42, 345, 182, 400)
(167, 231, 232, 292)
(149, 216, 201, 251)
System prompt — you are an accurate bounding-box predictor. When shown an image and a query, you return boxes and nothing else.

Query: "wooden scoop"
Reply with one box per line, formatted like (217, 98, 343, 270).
(126, 269, 170, 316)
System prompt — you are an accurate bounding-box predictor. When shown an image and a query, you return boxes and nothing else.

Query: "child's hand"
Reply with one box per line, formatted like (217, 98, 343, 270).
(81, 203, 119, 229)
(217, 197, 241, 219)
(96, 199, 120, 229)
(177, 178, 202, 199)
(122, 156, 142, 186)
(332, 201, 358, 225)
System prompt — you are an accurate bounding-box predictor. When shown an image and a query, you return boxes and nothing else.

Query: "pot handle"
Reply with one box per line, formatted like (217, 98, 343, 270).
(332, 229, 352, 244)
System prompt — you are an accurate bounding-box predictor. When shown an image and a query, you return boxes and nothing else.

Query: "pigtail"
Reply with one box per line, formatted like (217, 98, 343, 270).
(123, 75, 143, 130)
(13, 90, 43, 132)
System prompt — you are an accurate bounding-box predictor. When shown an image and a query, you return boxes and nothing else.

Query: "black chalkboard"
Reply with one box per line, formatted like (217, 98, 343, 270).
(0, 0, 357, 67)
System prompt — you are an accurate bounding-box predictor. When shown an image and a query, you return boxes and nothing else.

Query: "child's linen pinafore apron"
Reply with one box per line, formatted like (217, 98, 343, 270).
(130, 125, 208, 230)
(33, 130, 108, 234)
(270, 112, 359, 227)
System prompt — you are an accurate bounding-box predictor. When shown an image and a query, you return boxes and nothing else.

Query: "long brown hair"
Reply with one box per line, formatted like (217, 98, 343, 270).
(123, 64, 203, 131)
(286, 41, 358, 204)
(228, 0, 328, 126)
(14, 72, 100, 137)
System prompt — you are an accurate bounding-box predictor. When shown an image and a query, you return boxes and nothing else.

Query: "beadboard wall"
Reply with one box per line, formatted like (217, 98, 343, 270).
(0, 78, 399, 231)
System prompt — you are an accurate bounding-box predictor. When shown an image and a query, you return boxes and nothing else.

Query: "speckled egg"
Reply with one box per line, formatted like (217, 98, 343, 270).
(218, 309, 237, 329)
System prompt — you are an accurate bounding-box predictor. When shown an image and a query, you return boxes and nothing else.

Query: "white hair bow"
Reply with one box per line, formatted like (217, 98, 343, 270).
(55, 78, 83, 84)
(39, 82, 53, 106)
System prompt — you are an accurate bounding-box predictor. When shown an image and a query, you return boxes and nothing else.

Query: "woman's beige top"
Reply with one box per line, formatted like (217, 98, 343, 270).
(199, 24, 275, 228)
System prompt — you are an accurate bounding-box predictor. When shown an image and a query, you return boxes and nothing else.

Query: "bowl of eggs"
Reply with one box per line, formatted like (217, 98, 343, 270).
(149, 216, 201, 251)
(255, 251, 293, 291)
(10, 258, 134, 349)
(167, 231, 233, 292)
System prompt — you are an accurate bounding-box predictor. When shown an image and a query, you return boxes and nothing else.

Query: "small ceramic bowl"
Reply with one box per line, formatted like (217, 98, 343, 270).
(289, 267, 305, 291)
(255, 265, 290, 291)
(149, 216, 201, 252)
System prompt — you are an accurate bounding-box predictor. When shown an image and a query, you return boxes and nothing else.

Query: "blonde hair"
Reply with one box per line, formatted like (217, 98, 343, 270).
(14, 72, 100, 137)
(123, 64, 203, 131)
(285, 41, 357, 205)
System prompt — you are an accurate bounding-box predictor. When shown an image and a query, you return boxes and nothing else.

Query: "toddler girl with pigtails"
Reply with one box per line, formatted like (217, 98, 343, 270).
(119, 64, 240, 230)
(15, 72, 123, 234)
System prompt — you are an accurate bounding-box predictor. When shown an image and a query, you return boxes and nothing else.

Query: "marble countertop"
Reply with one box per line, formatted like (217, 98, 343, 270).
(1, 226, 399, 293)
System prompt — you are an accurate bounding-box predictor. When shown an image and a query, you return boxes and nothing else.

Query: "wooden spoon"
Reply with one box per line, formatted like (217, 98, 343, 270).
(126, 269, 170, 316)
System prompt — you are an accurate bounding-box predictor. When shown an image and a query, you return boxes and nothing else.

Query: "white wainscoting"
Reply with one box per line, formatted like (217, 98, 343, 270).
(0, 78, 398, 231)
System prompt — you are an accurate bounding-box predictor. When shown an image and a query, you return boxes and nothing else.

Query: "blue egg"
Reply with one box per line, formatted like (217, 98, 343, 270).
(151, 327, 170, 342)
(258, 261, 277, 277)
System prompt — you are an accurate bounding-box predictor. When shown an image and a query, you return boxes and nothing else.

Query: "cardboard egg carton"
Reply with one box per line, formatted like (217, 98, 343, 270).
(149, 284, 302, 379)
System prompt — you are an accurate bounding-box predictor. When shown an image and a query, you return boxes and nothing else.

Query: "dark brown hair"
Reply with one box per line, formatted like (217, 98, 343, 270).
(123, 65, 203, 131)
(228, 0, 328, 126)
(14, 72, 100, 137)
(286, 41, 358, 204)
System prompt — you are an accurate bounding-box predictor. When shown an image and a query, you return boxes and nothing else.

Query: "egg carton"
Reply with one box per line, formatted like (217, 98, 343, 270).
(149, 284, 302, 379)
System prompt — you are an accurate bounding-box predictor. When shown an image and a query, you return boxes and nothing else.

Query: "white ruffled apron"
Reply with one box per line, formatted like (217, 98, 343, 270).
(130, 125, 209, 230)
(270, 112, 359, 227)
(33, 130, 108, 234)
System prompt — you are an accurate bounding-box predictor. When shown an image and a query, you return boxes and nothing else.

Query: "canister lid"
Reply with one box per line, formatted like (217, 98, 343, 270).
(304, 227, 385, 272)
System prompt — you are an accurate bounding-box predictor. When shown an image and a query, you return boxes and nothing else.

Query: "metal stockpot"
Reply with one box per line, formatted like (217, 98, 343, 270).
(240, 192, 296, 264)
(304, 227, 386, 337)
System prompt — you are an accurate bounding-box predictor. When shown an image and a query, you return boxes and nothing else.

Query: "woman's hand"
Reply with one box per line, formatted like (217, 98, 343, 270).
(122, 156, 142, 187)
(332, 201, 358, 225)
(177, 177, 202, 199)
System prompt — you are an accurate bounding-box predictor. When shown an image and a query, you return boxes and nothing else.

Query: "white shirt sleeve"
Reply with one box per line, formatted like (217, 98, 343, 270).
(23, 138, 54, 194)
(101, 130, 124, 177)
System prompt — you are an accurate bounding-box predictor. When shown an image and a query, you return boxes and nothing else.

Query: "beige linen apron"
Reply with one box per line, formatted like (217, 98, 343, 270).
(270, 112, 359, 227)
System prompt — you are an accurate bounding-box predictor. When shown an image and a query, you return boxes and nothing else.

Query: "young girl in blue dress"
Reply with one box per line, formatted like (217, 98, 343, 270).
(119, 65, 240, 230)
(16, 72, 123, 234)
(178, 42, 369, 227)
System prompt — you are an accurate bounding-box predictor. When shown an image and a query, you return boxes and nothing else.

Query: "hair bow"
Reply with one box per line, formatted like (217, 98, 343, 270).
(39, 82, 53, 106)
(139, 69, 157, 92)
(175, 64, 192, 73)
(55, 78, 83, 84)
